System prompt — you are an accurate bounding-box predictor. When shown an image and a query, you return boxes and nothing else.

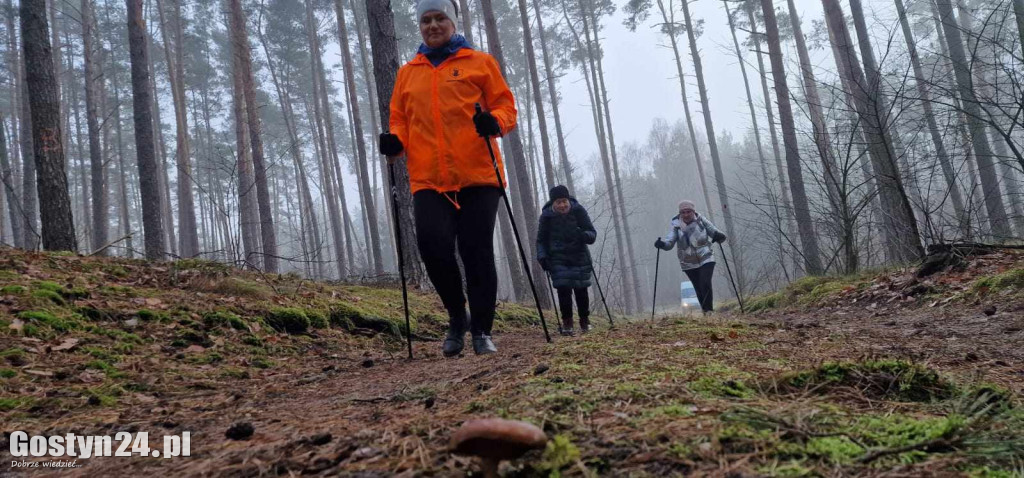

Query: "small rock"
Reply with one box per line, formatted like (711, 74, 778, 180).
(351, 447, 380, 460)
(983, 305, 997, 316)
(533, 364, 550, 375)
(225, 422, 254, 440)
(361, 359, 374, 368)
(423, 397, 435, 409)
(124, 318, 139, 327)
(965, 352, 980, 362)
(309, 433, 332, 446)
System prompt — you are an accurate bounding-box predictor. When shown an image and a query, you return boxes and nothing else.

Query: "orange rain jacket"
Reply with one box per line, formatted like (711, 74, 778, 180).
(390, 48, 517, 195)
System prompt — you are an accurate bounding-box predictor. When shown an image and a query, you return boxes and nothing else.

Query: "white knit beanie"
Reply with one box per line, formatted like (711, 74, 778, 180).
(678, 200, 696, 212)
(416, 0, 458, 22)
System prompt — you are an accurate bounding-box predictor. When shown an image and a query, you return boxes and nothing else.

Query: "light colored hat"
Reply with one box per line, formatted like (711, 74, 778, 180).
(678, 200, 697, 211)
(416, 0, 458, 22)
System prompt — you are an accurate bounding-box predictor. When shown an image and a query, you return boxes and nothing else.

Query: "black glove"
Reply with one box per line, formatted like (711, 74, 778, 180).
(473, 110, 502, 137)
(713, 231, 727, 244)
(538, 258, 550, 271)
(379, 133, 403, 156)
(655, 238, 666, 249)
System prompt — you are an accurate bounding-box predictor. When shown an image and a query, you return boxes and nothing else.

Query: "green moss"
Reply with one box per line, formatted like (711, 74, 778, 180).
(221, 367, 251, 379)
(63, 287, 90, 300)
(137, 309, 168, 322)
(207, 277, 272, 299)
(242, 335, 264, 347)
(643, 403, 695, 419)
(85, 359, 122, 377)
(251, 357, 273, 369)
(689, 377, 753, 399)
(0, 397, 34, 411)
(802, 436, 864, 463)
(306, 309, 328, 329)
(176, 328, 211, 346)
(973, 268, 1024, 295)
(203, 310, 248, 330)
(18, 310, 79, 332)
(328, 303, 404, 336)
(83, 346, 117, 362)
(174, 258, 232, 274)
(746, 292, 782, 312)
(85, 385, 123, 407)
(778, 360, 953, 402)
(539, 434, 581, 472)
(265, 307, 310, 334)
(0, 368, 16, 378)
(1, 285, 26, 295)
(31, 288, 66, 305)
(33, 280, 64, 292)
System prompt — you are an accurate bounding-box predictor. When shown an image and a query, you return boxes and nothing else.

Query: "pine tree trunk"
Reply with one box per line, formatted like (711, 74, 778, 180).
(937, 0, 1007, 238)
(517, 0, 555, 190)
(155, 0, 199, 257)
(335, 0, 383, 275)
(893, 0, 965, 220)
(679, 0, 742, 288)
(229, 0, 277, 271)
(584, 0, 643, 309)
(560, 0, 632, 311)
(656, 0, 711, 214)
(82, 0, 108, 255)
(759, 0, 823, 275)
(20, 55, 39, 250)
(125, 0, 165, 259)
(0, 114, 22, 245)
(532, 0, 572, 191)
(230, 48, 261, 268)
(363, 0, 423, 284)
(3, 2, 23, 249)
(481, 0, 551, 309)
(846, 0, 924, 261)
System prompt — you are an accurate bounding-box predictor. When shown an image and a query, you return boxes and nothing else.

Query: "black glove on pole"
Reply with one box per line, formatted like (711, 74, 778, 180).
(475, 103, 552, 343)
(382, 131, 414, 358)
(379, 133, 403, 156)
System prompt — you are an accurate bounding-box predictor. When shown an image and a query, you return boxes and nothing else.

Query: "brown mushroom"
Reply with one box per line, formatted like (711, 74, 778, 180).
(450, 418, 548, 477)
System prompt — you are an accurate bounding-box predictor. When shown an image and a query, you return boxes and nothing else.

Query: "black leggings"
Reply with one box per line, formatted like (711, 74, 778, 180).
(556, 287, 590, 329)
(683, 262, 716, 312)
(414, 187, 501, 335)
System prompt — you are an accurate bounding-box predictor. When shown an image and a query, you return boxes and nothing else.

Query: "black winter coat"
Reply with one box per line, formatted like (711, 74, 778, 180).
(536, 198, 597, 289)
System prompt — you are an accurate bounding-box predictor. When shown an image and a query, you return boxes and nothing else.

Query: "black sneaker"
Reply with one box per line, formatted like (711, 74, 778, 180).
(559, 328, 576, 337)
(472, 334, 497, 355)
(442, 315, 470, 357)
(580, 324, 592, 334)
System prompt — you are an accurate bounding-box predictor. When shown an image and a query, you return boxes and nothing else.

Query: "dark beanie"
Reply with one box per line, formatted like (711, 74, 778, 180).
(549, 185, 570, 201)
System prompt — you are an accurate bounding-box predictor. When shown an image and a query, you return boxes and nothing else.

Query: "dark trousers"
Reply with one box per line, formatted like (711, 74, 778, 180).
(414, 187, 501, 335)
(683, 262, 716, 312)
(556, 287, 590, 329)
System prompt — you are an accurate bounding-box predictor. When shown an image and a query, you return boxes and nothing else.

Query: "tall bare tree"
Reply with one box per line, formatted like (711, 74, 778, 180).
(126, 0, 165, 259)
(363, 0, 423, 284)
(335, 0, 383, 275)
(934, 0, 1011, 239)
(229, 0, 278, 271)
(759, 0, 823, 275)
(82, 0, 108, 254)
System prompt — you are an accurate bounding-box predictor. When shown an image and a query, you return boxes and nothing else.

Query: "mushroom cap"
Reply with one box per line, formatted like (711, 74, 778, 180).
(450, 419, 548, 460)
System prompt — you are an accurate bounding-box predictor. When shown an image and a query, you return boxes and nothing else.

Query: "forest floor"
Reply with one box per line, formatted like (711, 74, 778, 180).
(1, 248, 1023, 477)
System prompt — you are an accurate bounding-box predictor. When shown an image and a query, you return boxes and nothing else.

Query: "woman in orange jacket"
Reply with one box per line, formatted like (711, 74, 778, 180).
(379, 0, 516, 357)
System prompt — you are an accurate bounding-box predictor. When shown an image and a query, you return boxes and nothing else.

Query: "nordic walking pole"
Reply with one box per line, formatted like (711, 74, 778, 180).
(476, 104, 552, 343)
(384, 145, 414, 359)
(584, 248, 614, 327)
(717, 243, 745, 313)
(544, 271, 560, 333)
(651, 248, 661, 325)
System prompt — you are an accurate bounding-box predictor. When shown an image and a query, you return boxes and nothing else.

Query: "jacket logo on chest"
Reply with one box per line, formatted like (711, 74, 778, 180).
(447, 67, 466, 81)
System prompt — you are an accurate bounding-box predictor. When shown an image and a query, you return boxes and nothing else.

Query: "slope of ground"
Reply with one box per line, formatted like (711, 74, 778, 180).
(2, 248, 1023, 477)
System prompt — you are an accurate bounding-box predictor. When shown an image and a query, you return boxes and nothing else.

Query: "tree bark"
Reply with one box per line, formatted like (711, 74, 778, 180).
(0, 114, 22, 246)
(83, 0, 108, 255)
(532, 0, 572, 191)
(933, 0, 1011, 239)
(125, 0, 165, 259)
(19, 53, 39, 249)
(21, 0, 76, 252)
(229, 0, 277, 271)
(230, 44, 261, 268)
(656, 0, 711, 214)
(517, 0, 555, 190)
(894, 0, 965, 219)
(335, 0, 384, 275)
(155, 0, 199, 257)
(759, 0, 823, 275)
(482, 0, 551, 309)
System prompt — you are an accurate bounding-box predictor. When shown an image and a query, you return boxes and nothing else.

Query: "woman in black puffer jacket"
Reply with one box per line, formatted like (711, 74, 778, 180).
(536, 185, 597, 336)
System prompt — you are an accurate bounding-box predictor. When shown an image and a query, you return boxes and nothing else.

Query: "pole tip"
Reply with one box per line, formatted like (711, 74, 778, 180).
(474, 102, 482, 114)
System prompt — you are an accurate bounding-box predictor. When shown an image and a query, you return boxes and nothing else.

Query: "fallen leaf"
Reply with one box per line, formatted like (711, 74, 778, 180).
(185, 345, 206, 353)
(145, 297, 163, 307)
(728, 330, 739, 339)
(52, 338, 80, 352)
(25, 370, 54, 377)
(9, 318, 24, 332)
